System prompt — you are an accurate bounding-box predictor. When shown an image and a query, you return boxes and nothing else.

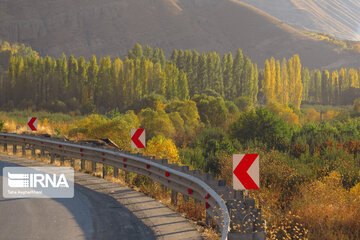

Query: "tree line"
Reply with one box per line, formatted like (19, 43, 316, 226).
(1, 42, 360, 113)
(0, 43, 259, 113)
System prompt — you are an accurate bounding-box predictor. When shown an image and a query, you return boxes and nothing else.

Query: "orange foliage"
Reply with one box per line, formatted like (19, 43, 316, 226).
(292, 171, 360, 240)
(304, 108, 320, 123)
(322, 110, 339, 121)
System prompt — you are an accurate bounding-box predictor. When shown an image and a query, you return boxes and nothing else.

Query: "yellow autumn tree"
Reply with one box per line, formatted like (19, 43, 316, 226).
(349, 68, 359, 88)
(267, 100, 299, 125)
(275, 60, 282, 102)
(281, 58, 289, 104)
(288, 54, 302, 109)
(270, 57, 276, 100)
(143, 135, 180, 164)
(261, 60, 273, 101)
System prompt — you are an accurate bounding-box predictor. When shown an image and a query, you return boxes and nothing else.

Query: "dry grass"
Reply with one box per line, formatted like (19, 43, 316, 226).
(291, 171, 360, 240)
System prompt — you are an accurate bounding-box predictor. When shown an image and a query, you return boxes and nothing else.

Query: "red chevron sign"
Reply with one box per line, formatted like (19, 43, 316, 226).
(131, 129, 145, 149)
(233, 154, 259, 190)
(27, 117, 38, 131)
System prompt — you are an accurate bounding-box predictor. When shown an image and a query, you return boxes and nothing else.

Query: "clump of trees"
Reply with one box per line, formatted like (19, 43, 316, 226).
(0, 43, 259, 113)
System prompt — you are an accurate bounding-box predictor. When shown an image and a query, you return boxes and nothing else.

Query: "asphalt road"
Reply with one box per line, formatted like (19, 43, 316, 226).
(0, 155, 202, 240)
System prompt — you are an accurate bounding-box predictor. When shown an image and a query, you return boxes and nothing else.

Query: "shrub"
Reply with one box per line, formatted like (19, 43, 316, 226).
(291, 171, 360, 240)
(229, 107, 292, 151)
(143, 135, 180, 164)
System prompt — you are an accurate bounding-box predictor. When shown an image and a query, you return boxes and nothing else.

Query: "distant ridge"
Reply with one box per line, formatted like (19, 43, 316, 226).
(0, 0, 359, 69)
(238, 0, 360, 41)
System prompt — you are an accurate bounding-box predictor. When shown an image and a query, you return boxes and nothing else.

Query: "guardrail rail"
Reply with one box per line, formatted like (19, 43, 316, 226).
(0, 132, 266, 240)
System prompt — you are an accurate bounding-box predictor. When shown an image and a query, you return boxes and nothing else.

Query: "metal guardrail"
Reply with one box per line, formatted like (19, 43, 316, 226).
(0, 132, 231, 240)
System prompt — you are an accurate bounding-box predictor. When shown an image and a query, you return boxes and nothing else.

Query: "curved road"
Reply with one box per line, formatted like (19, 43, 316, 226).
(0, 154, 202, 240)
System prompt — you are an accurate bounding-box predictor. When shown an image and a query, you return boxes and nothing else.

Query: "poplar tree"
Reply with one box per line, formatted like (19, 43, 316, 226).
(302, 67, 310, 102)
(269, 57, 276, 101)
(321, 70, 330, 105)
(86, 55, 99, 102)
(331, 70, 339, 105)
(177, 71, 189, 100)
(144, 45, 153, 59)
(252, 64, 259, 103)
(223, 52, 234, 100)
(281, 58, 289, 104)
(67, 55, 79, 101)
(78, 57, 88, 104)
(233, 49, 244, 98)
(262, 60, 272, 102)
(198, 53, 208, 91)
(349, 68, 359, 88)
(128, 43, 143, 59)
(275, 60, 281, 102)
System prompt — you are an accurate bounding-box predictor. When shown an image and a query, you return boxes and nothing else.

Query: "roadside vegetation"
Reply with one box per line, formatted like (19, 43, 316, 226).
(1, 42, 360, 239)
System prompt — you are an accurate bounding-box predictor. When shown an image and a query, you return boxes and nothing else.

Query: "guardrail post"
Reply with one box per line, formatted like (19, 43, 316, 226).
(182, 193, 189, 202)
(171, 190, 178, 206)
(40, 148, 45, 159)
(113, 167, 119, 178)
(22, 146, 26, 156)
(125, 171, 130, 184)
(60, 155, 64, 166)
(92, 161, 96, 172)
(226, 189, 266, 240)
(205, 210, 213, 227)
(3, 143, 7, 152)
(13, 144, 17, 155)
(31, 147, 35, 156)
(102, 164, 106, 178)
(50, 153, 55, 164)
(81, 159, 85, 170)
(70, 158, 74, 167)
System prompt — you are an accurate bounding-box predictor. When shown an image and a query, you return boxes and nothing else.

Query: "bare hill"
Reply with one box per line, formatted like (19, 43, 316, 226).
(238, 0, 360, 41)
(0, 0, 359, 69)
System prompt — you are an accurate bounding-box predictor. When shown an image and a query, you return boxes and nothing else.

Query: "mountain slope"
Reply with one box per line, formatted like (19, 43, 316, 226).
(238, 0, 360, 41)
(0, 0, 358, 69)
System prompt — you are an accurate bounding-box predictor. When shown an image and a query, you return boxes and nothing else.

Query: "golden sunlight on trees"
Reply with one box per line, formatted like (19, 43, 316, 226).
(304, 108, 320, 123)
(67, 112, 140, 150)
(267, 101, 299, 125)
(291, 171, 360, 240)
(144, 135, 180, 164)
(262, 54, 302, 109)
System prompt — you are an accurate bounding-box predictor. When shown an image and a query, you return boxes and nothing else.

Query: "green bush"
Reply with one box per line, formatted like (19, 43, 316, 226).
(229, 107, 292, 151)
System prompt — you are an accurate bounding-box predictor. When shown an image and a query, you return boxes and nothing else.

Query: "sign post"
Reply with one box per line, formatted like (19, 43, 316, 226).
(27, 117, 38, 131)
(233, 154, 259, 191)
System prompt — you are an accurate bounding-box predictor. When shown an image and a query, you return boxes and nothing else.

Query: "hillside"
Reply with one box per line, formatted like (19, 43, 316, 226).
(238, 0, 360, 41)
(0, 0, 359, 69)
